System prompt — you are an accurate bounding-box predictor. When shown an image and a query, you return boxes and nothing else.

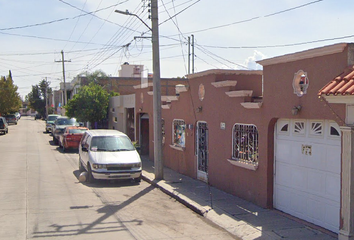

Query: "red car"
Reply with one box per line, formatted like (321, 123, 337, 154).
(59, 126, 88, 152)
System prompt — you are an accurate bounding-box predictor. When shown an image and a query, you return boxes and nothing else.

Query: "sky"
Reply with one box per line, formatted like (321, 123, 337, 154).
(0, 0, 354, 99)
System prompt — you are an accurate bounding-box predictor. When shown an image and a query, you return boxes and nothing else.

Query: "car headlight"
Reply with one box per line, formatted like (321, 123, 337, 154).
(93, 164, 106, 169)
(132, 162, 141, 168)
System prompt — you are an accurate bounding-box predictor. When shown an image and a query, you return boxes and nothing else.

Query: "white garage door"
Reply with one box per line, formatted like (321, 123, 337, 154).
(274, 119, 341, 233)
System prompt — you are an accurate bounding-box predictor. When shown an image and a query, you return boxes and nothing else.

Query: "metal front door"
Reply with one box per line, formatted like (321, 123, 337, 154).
(196, 121, 208, 182)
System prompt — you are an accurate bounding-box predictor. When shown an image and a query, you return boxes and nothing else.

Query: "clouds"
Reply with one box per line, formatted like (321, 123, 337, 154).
(244, 50, 266, 70)
(1, 0, 354, 98)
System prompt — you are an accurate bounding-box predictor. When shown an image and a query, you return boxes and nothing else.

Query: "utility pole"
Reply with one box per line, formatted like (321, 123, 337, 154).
(55, 50, 71, 106)
(191, 34, 195, 74)
(115, 2, 163, 179)
(188, 36, 191, 75)
(151, 0, 163, 180)
(45, 77, 49, 119)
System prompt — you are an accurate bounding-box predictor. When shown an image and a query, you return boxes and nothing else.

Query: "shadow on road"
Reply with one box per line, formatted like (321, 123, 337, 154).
(31, 179, 154, 238)
(72, 170, 141, 188)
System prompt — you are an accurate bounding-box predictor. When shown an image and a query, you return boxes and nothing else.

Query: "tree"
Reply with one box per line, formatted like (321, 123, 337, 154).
(85, 69, 108, 84)
(65, 82, 110, 125)
(0, 71, 22, 115)
(26, 78, 51, 117)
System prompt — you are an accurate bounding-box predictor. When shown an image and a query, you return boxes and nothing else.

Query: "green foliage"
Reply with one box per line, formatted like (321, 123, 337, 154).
(48, 106, 55, 114)
(76, 70, 120, 96)
(85, 69, 108, 84)
(26, 79, 51, 117)
(65, 82, 110, 124)
(0, 72, 22, 115)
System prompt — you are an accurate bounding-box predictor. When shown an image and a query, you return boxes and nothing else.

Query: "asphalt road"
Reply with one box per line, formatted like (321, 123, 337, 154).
(0, 116, 237, 240)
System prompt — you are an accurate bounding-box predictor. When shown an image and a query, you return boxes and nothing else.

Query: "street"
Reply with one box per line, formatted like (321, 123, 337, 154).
(0, 116, 237, 240)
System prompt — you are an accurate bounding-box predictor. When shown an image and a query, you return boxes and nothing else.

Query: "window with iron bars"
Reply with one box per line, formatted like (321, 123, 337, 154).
(232, 124, 259, 165)
(173, 119, 186, 148)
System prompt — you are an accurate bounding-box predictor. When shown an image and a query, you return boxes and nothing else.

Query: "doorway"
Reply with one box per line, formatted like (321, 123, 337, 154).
(140, 114, 149, 155)
(196, 121, 208, 182)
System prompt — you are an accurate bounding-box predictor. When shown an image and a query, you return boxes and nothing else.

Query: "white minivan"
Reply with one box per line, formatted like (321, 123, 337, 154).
(79, 129, 142, 183)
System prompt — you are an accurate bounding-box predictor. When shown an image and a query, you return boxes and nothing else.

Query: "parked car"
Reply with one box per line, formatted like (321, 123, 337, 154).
(59, 126, 88, 152)
(78, 130, 142, 183)
(14, 112, 21, 120)
(45, 114, 61, 133)
(0, 116, 8, 135)
(34, 113, 42, 120)
(52, 117, 79, 145)
(4, 114, 17, 125)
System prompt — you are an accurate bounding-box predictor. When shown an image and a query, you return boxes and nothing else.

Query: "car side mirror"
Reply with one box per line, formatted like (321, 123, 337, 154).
(81, 145, 88, 152)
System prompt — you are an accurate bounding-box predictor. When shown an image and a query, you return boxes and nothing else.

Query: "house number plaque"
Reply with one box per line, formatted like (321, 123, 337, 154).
(302, 144, 312, 156)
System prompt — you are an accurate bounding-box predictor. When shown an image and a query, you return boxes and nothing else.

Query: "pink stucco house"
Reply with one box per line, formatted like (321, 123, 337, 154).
(131, 43, 354, 239)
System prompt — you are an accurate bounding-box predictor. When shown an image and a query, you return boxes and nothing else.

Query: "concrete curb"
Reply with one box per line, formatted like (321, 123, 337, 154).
(141, 172, 208, 216)
(141, 171, 266, 240)
(141, 167, 337, 240)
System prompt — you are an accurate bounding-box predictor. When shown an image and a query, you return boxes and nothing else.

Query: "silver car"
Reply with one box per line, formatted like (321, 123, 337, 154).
(78, 130, 142, 183)
(52, 117, 79, 145)
(0, 117, 8, 135)
(45, 114, 61, 133)
(4, 114, 17, 125)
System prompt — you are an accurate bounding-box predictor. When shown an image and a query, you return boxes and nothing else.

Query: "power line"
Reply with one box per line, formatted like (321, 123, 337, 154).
(198, 34, 354, 49)
(159, 0, 201, 26)
(85, 2, 147, 71)
(168, 0, 324, 35)
(0, 0, 130, 31)
(0, 47, 121, 56)
(0, 31, 108, 46)
(63, 0, 88, 50)
(196, 44, 249, 69)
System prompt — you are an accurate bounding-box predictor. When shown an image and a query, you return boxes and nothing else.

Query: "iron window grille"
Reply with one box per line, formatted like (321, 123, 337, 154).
(162, 118, 165, 144)
(232, 124, 259, 165)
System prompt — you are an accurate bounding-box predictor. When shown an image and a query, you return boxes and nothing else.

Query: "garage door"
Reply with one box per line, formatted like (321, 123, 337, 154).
(274, 119, 341, 233)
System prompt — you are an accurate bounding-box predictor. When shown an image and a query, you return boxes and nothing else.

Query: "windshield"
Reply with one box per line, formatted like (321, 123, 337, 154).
(90, 136, 135, 152)
(48, 116, 58, 121)
(69, 129, 87, 134)
(57, 118, 76, 125)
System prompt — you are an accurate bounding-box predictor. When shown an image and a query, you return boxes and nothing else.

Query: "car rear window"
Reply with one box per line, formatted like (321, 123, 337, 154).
(69, 129, 87, 134)
(57, 118, 76, 125)
(48, 116, 58, 121)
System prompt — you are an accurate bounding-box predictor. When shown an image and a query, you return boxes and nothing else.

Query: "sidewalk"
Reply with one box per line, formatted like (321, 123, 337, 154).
(140, 156, 337, 240)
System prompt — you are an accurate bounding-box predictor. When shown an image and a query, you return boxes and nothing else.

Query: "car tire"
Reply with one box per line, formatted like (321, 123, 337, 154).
(134, 175, 141, 183)
(79, 158, 85, 172)
(53, 136, 58, 145)
(87, 165, 95, 183)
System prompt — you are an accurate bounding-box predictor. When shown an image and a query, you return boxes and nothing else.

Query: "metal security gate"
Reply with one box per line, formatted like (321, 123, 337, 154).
(196, 121, 208, 182)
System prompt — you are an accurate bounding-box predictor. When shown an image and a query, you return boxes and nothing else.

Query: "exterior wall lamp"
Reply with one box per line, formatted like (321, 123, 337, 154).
(292, 105, 302, 115)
